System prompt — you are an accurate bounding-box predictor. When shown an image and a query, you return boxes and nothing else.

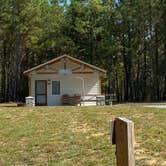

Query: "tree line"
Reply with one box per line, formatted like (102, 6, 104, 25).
(0, 0, 166, 102)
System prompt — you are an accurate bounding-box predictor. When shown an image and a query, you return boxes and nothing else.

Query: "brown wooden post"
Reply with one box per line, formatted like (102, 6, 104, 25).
(110, 117, 135, 166)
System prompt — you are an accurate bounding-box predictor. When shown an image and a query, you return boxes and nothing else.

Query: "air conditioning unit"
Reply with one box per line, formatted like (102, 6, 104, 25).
(26, 96, 35, 106)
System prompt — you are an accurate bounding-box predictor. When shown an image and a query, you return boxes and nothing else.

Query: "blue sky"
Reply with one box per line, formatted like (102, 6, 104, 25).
(49, 0, 119, 6)
(48, 0, 71, 5)
(66, 0, 71, 4)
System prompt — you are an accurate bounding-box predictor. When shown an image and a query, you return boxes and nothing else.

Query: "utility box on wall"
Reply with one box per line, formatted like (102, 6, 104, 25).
(26, 96, 35, 106)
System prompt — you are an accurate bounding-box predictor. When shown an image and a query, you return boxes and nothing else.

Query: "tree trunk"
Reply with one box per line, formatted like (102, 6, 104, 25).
(135, 55, 140, 101)
(163, 4, 166, 100)
(122, 34, 129, 101)
(115, 69, 120, 102)
(127, 26, 133, 101)
(163, 40, 166, 100)
(1, 40, 7, 102)
(154, 28, 160, 100)
(14, 31, 22, 101)
(142, 46, 147, 100)
(148, 2, 155, 101)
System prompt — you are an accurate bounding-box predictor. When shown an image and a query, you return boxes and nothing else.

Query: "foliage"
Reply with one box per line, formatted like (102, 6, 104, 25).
(0, 0, 166, 101)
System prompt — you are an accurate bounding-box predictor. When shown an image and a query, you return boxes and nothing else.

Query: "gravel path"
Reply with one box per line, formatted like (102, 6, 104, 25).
(144, 105, 166, 108)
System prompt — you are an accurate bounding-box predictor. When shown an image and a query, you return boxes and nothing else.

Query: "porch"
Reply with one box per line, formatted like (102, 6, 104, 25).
(61, 94, 107, 106)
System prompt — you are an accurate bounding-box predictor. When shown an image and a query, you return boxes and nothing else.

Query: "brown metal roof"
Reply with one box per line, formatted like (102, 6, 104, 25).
(23, 54, 106, 75)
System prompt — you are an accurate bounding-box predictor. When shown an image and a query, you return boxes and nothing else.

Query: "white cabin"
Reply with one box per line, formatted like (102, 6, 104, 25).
(24, 55, 106, 106)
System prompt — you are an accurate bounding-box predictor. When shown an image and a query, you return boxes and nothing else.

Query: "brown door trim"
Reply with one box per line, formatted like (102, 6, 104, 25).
(35, 80, 47, 106)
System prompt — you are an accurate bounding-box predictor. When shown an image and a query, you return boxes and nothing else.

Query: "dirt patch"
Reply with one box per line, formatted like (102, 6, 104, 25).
(0, 141, 7, 146)
(86, 132, 107, 139)
(73, 123, 93, 133)
(91, 133, 106, 137)
(31, 153, 48, 164)
(17, 138, 29, 148)
(14, 161, 27, 166)
(135, 142, 165, 165)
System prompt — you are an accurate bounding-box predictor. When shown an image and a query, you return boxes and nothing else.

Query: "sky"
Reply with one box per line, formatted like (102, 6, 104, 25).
(66, 0, 71, 4)
(48, 0, 71, 5)
(48, 0, 119, 6)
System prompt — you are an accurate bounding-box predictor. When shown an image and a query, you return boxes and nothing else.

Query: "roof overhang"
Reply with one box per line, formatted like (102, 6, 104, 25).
(23, 54, 106, 76)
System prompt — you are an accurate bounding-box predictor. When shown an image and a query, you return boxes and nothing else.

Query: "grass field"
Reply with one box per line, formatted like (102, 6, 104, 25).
(0, 105, 166, 166)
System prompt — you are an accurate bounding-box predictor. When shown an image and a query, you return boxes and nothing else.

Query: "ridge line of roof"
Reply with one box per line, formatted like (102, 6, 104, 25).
(23, 54, 106, 75)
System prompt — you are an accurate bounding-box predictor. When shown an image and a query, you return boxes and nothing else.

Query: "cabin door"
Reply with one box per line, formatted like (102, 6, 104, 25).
(35, 80, 47, 106)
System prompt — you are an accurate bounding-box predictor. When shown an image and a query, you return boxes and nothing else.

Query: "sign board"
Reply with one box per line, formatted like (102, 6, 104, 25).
(59, 69, 72, 75)
(110, 117, 135, 166)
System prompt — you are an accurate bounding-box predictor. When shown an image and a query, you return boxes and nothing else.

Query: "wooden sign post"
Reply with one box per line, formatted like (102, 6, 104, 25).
(110, 117, 135, 166)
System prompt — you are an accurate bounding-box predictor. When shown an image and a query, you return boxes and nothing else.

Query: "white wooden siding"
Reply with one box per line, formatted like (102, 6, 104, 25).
(30, 73, 100, 106)
(28, 58, 101, 106)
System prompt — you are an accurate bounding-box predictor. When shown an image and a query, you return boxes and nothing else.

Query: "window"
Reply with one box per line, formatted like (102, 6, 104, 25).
(52, 81, 60, 95)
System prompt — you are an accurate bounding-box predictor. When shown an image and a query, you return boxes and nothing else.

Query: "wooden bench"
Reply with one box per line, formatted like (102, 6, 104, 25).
(61, 95, 81, 106)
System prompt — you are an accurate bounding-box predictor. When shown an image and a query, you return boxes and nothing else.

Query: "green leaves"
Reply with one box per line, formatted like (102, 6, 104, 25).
(0, 0, 166, 101)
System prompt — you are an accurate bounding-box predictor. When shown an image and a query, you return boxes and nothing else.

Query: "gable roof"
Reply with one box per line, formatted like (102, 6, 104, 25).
(23, 54, 106, 75)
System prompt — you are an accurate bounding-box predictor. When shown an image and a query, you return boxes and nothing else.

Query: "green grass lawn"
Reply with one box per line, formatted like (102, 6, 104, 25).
(0, 105, 166, 166)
